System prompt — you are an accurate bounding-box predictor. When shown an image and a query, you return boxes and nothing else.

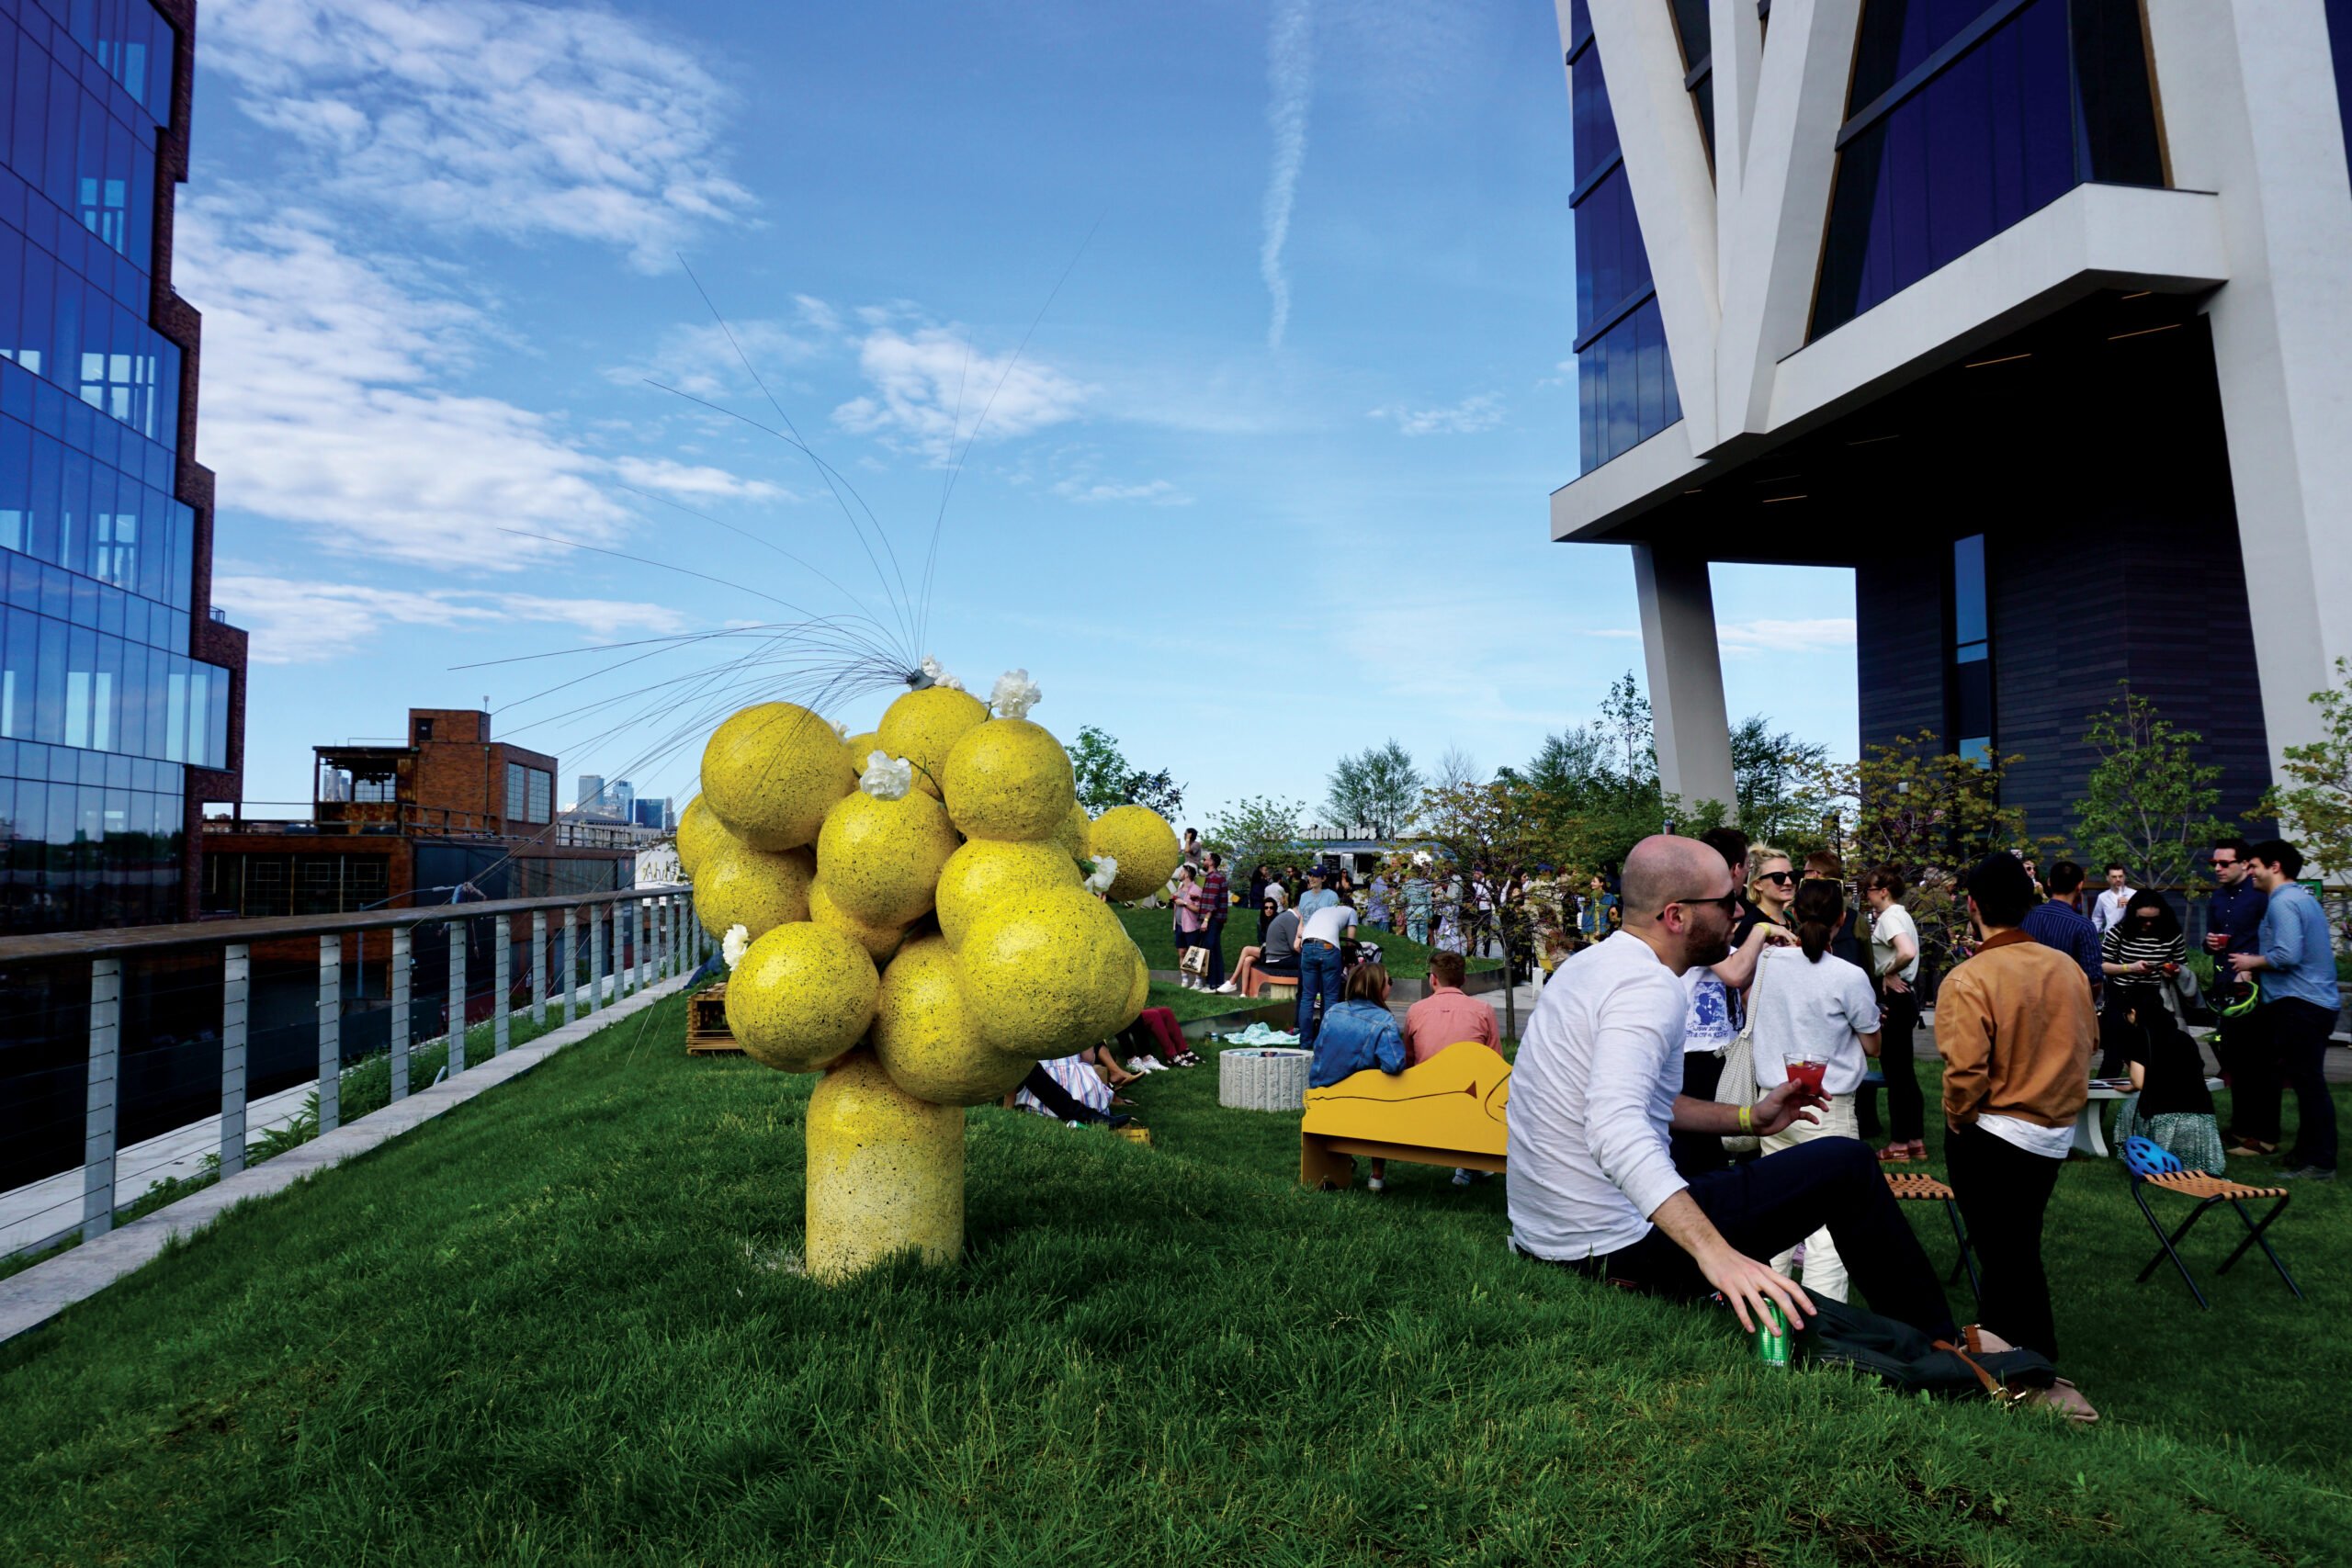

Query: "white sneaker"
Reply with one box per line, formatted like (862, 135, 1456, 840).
(1452, 1168, 1474, 1186)
(1216, 981, 1238, 994)
(1366, 1176, 1385, 1193)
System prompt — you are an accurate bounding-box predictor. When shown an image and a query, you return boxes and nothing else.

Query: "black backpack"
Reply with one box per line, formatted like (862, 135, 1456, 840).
(1799, 1299, 2057, 1404)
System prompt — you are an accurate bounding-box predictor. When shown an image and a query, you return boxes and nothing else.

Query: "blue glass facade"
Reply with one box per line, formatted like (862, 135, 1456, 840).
(1570, 0, 1682, 472)
(1811, 0, 2166, 338)
(2329, 0, 2352, 195)
(0, 0, 233, 932)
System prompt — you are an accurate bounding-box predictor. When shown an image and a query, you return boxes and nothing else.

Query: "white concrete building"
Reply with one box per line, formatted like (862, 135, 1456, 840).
(1552, 0, 2352, 839)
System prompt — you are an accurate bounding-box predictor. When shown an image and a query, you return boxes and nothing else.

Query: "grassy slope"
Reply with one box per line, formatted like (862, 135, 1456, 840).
(0, 995, 2343, 1565)
(1118, 906, 1499, 980)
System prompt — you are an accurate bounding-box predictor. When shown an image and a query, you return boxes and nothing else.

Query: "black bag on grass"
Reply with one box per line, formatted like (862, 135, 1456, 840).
(1798, 1299, 2056, 1404)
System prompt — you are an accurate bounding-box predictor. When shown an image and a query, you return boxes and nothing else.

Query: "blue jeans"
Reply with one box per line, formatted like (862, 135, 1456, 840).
(1298, 940, 1345, 1046)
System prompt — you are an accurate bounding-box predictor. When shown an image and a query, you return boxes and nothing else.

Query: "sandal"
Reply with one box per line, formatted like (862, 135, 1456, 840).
(1877, 1144, 1913, 1164)
(1905, 1141, 1928, 1161)
(2018, 1378, 2099, 1424)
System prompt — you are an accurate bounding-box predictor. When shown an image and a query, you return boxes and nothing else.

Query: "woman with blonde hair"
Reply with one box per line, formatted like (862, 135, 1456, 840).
(1747, 843, 1796, 928)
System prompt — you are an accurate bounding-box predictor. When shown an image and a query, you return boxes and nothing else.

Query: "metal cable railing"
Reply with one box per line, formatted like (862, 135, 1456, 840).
(0, 885, 706, 1258)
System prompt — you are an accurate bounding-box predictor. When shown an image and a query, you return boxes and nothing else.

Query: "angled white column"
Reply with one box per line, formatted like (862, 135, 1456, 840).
(2146, 0, 2352, 778)
(1632, 544, 1736, 820)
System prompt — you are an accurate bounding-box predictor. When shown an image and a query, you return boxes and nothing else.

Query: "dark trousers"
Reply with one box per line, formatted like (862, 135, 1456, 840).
(1298, 940, 1344, 1046)
(1202, 917, 1227, 987)
(2229, 999, 2338, 1168)
(1671, 1052, 1730, 1179)
(1946, 1122, 2064, 1359)
(1565, 1138, 1958, 1340)
(1879, 987, 1925, 1143)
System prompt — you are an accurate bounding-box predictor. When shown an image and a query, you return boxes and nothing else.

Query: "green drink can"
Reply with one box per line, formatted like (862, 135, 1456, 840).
(1755, 1301, 1792, 1367)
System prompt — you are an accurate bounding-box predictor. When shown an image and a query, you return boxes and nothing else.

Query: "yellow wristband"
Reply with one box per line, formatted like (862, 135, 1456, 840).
(1737, 1104, 1753, 1133)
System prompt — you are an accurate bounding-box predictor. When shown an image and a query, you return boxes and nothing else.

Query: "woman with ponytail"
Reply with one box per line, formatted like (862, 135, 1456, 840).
(1747, 878, 1884, 1302)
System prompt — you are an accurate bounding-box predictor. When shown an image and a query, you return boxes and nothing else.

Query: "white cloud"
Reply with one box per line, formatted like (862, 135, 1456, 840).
(1715, 617, 1857, 654)
(1367, 392, 1506, 435)
(832, 326, 1091, 461)
(205, 0, 752, 270)
(605, 319, 819, 400)
(1052, 478, 1192, 506)
(1578, 626, 1642, 639)
(1261, 0, 1315, 348)
(215, 573, 692, 664)
(180, 203, 784, 569)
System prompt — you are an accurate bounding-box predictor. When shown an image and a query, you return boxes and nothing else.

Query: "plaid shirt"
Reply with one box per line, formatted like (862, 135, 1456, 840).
(1200, 867, 1228, 917)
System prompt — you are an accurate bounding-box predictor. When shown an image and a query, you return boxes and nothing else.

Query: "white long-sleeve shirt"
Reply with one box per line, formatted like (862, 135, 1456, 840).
(1506, 931, 1690, 1261)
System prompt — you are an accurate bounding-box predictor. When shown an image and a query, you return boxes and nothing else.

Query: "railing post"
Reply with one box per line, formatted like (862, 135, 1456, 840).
(562, 907, 578, 1024)
(220, 943, 248, 1176)
(83, 957, 122, 1238)
(390, 925, 411, 1102)
(531, 909, 548, 1026)
(590, 903, 605, 1014)
(494, 914, 512, 1055)
(661, 895, 673, 979)
(317, 934, 342, 1134)
(448, 912, 468, 1070)
(638, 898, 652, 990)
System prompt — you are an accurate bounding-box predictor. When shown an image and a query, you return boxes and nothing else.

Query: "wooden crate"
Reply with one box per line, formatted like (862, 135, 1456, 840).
(685, 984, 741, 1055)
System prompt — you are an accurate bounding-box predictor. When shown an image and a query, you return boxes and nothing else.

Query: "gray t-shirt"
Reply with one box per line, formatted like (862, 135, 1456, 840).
(1262, 908, 1302, 964)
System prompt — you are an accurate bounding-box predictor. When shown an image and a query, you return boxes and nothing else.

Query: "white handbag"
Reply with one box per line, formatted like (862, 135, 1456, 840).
(1714, 953, 1765, 1155)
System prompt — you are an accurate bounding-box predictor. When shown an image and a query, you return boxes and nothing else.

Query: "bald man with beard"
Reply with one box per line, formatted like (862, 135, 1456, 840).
(1507, 835, 1957, 1343)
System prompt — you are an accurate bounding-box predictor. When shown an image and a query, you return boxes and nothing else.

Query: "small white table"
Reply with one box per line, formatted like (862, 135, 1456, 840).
(2072, 1078, 2226, 1158)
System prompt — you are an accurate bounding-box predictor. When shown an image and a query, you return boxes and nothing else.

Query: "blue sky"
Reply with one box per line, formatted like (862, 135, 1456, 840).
(187, 0, 1857, 827)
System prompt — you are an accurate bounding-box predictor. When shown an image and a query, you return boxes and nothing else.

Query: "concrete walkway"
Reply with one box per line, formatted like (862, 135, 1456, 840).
(0, 971, 694, 1346)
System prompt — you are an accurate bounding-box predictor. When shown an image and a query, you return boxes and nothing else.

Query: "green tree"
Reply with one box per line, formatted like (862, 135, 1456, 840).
(1802, 731, 2046, 969)
(2258, 657, 2352, 880)
(1069, 725, 1185, 817)
(1204, 795, 1312, 878)
(2070, 683, 2230, 897)
(1730, 715, 1836, 849)
(1325, 740, 1424, 839)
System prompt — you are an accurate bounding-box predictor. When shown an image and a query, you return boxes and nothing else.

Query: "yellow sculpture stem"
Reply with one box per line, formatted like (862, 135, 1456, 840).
(805, 1051, 965, 1281)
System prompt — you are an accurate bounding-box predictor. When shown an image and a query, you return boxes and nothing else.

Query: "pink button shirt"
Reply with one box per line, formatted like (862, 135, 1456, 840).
(1401, 985, 1500, 1065)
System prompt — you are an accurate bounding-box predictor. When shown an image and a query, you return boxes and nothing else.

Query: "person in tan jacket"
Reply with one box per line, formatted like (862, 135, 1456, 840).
(1937, 853, 2097, 1361)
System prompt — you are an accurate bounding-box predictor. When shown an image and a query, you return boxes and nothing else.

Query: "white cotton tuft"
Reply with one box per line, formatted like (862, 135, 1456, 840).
(1084, 856, 1118, 896)
(860, 753, 914, 800)
(830, 718, 849, 739)
(991, 669, 1042, 719)
(722, 924, 752, 969)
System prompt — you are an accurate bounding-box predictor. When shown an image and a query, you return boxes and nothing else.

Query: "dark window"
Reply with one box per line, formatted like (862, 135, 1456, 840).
(1669, 0, 1715, 165)
(1950, 533, 1992, 763)
(2328, 0, 2352, 195)
(1813, 0, 2165, 339)
(1571, 14, 1682, 470)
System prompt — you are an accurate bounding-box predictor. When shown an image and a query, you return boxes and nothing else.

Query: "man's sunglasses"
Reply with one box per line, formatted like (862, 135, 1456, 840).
(1664, 892, 1742, 918)
(2211, 857, 2238, 868)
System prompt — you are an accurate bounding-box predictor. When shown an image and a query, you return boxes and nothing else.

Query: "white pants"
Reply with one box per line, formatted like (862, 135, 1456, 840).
(1761, 1092, 1860, 1303)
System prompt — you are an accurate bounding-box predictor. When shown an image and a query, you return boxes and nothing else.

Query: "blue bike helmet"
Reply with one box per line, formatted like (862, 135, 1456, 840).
(2123, 1135, 2183, 1179)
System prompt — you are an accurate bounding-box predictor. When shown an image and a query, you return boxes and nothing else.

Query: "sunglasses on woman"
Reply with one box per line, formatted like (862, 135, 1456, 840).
(1758, 870, 1795, 885)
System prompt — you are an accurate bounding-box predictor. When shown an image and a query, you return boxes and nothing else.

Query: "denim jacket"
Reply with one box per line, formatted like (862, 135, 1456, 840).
(1309, 999, 1408, 1088)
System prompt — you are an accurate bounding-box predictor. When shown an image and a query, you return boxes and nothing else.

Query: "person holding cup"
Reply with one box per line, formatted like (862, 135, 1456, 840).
(1747, 878, 1884, 1301)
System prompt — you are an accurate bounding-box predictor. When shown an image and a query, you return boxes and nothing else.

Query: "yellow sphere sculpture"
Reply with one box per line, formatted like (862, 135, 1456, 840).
(808, 879, 908, 964)
(941, 718, 1078, 843)
(933, 837, 1082, 948)
(1088, 805, 1182, 901)
(700, 701, 856, 852)
(674, 794, 730, 880)
(693, 841, 814, 942)
(1050, 801, 1091, 863)
(724, 921, 879, 1072)
(843, 731, 883, 774)
(1125, 948, 1151, 1016)
(815, 783, 958, 927)
(958, 886, 1140, 1058)
(805, 1051, 964, 1281)
(870, 936, 1033, 1106)
(876, 686, 989, 799)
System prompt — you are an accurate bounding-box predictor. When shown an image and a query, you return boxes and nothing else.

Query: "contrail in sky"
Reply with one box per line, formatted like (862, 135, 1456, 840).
(1261, 0, 1313, 349)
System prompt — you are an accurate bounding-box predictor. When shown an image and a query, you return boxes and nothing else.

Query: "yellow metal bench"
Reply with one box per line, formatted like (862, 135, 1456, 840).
(1299, 1040, 1510, 1189)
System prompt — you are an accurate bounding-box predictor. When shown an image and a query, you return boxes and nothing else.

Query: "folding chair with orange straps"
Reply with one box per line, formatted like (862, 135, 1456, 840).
(2122, 1136, 2304, 1310)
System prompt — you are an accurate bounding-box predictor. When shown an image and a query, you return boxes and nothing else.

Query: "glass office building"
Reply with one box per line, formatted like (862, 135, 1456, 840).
(0, 0, 243, 932)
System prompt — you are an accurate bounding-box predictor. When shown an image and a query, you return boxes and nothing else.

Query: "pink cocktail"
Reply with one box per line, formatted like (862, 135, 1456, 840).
(1783, 1056, 1829, 1099)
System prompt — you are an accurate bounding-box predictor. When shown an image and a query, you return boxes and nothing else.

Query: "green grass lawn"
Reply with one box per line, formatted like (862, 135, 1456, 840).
(1118, 905, 1501, 980)
(1, 995, 2346, 1564)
